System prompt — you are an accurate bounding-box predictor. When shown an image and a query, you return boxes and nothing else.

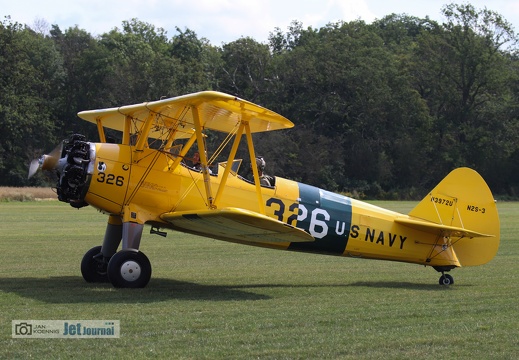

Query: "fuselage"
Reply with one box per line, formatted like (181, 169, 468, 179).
(60, 141, 458, 269)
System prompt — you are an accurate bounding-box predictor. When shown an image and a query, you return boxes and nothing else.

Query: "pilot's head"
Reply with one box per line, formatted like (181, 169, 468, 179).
(256, 157, 266, 172)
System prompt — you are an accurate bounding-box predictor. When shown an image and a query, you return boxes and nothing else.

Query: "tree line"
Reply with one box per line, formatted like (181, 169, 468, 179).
(1, 3, 519, 199)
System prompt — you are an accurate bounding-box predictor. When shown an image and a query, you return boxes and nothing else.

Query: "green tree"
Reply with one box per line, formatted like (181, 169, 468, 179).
(97, 21, 217, 104)
(217, 37, 272, 101)
(170, 27, 220, 93)
(264, 20, 431, 193)
(50, 25, 112, 140)
(411, 3, 518, 187)
(0, 17, 64, 185)
(99, 20, 171, 103)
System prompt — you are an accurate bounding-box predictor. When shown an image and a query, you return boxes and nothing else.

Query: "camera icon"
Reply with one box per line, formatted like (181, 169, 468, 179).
(15, 322, 32, 336)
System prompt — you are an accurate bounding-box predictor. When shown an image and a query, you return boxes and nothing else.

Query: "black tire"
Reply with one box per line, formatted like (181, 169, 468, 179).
(81, 246, 109, 283)
(107, 249, 152, 288)
(439, 274, 454, 286)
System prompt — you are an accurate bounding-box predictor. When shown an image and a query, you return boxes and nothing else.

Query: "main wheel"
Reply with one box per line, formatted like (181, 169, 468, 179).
(439, 273, 454, 286)
(81, 246, 109, 283)
(107, 249, 152, 288)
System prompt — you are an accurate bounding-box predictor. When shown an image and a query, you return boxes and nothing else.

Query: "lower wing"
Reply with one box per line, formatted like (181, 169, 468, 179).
(161, 207, 314, 244)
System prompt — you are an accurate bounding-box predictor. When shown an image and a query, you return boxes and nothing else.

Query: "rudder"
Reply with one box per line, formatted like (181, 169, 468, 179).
(408, 167, 500, 266)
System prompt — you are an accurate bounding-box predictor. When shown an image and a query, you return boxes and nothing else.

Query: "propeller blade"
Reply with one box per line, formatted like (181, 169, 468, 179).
(27, 142, 64, 179)
(28, 159, 41, 179)
(49, 143, 63, 158)
(41, 143, 63, 171)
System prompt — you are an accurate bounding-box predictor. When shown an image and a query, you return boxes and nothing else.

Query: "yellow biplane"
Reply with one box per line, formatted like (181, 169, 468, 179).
(29, 91, 500, 287)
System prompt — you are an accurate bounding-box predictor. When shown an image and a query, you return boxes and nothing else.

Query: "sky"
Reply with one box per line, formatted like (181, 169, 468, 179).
(2, 0, 519, 45)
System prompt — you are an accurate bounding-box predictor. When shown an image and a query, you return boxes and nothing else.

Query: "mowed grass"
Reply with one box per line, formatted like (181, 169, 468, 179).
(0, 201, 518, 359)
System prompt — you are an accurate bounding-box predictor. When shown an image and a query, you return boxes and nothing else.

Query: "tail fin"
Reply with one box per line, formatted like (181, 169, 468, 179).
(408, 167, 500, 266)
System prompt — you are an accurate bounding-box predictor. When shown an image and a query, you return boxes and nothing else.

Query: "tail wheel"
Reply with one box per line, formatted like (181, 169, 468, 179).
(439, 273, 454, 286)
(107, 249, 152, 288)
(81, 246, 109, 283)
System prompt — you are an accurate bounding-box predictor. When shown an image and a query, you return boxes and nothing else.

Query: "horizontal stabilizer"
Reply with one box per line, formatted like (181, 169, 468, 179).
(161, 207, 315, 244)
(395, 217, 493, 239)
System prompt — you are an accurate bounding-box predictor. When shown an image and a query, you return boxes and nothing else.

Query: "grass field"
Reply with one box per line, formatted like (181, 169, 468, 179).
(1, 200, 518, 359)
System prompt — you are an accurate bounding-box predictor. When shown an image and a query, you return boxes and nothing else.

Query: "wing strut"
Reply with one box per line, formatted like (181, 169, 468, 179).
(191, 105, 215, 209)
(168, 132, 197, 171)
(96, 118, 107, 143)
(133, 112, 155, 161)
(122, 115, 131, 145)
(244, 116, 266, 215)
(213, 121, 245, 207)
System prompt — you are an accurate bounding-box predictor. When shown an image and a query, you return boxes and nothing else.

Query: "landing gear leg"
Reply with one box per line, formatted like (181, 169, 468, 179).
(81, 216, 122, 283)
(106, 222, 152, 288)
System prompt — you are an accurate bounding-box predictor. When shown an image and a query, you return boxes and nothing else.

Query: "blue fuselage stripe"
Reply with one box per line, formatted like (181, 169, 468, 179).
(288, 182, 353, 254)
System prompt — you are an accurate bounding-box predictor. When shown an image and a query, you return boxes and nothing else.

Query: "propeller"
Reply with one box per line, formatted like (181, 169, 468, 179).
(28, 143, 64, 179)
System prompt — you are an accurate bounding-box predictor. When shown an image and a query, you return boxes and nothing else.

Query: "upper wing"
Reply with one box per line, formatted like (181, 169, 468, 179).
(77, 91, 294, 139)
(161, 207, 314, 244)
